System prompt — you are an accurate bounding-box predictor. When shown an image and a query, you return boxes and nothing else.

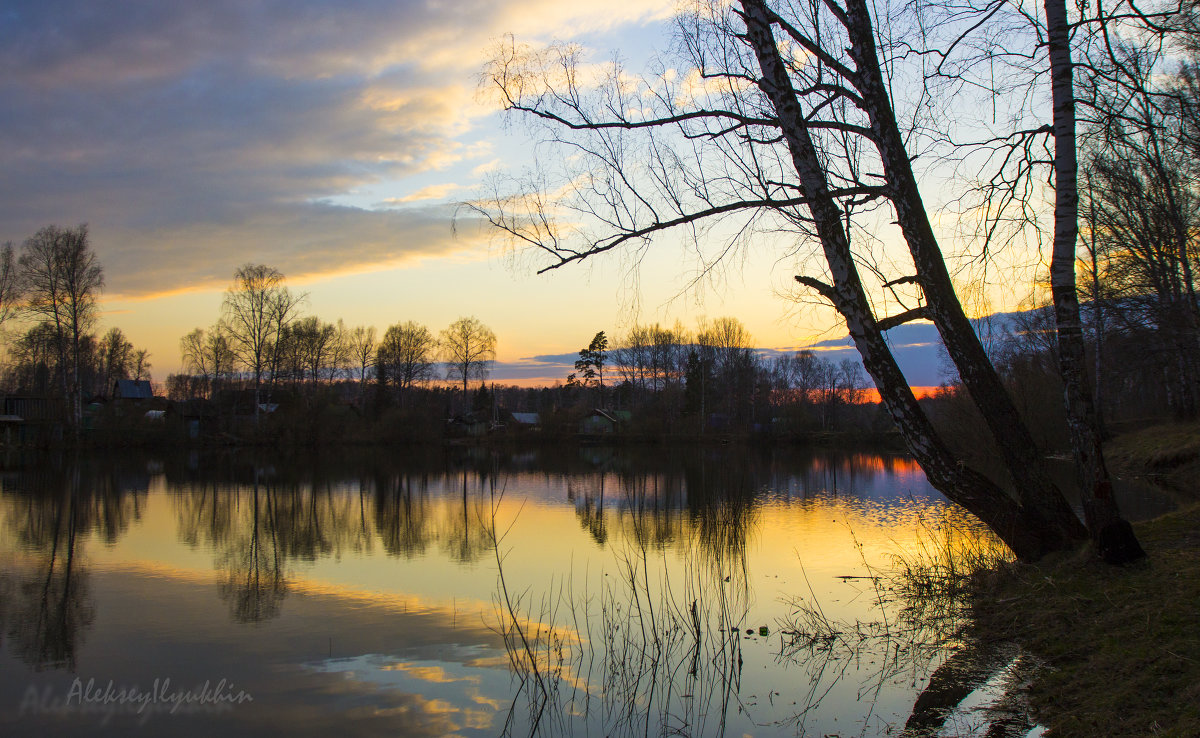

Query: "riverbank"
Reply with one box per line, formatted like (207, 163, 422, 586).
(967, 422, 1200, 736)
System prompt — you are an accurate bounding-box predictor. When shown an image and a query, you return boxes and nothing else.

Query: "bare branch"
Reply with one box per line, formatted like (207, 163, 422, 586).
(793, 274, 836, 301)
(876, 306, 932, 331)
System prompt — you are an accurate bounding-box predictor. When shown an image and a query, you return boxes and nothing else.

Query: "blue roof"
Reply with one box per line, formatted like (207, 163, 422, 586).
(114, 379, 153, 399)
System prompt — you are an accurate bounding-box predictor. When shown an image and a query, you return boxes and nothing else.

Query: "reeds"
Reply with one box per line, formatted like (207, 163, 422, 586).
(486, 478, 751, 737)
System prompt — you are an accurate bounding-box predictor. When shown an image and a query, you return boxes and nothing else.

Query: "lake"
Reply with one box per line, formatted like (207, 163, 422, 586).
(0, 445, 1150, 737)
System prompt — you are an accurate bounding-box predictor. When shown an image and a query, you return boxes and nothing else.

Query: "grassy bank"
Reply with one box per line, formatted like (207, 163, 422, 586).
(967, 422, 1200, 736)
(1106, 420, 1200, 493)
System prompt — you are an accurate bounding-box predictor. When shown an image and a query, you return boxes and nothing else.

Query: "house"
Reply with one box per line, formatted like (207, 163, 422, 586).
(579, 409, 631, 435)
(4, 395, 53, 420)
(0, 414, 22, 446)
(215, 388, 294, 417)
(510, 412, 541, 429)
(113, 379, 154, 401)
(1, 395, 60, 444)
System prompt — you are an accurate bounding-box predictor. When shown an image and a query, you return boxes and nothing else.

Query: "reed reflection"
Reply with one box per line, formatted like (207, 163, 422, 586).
(488, 450, 795, 736)
(490, 512, 750, 737)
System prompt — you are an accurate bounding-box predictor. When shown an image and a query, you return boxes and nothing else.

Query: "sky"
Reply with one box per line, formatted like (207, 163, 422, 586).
(0, 0, 1035, 387)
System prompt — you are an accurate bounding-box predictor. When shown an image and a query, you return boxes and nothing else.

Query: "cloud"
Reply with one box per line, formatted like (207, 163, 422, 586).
(100, 203, 492, 299)
(490, 353, 577, 381)
(471, 158, 502, 176)
(380, 183, 466, 205)
(0, 0, 674, 298)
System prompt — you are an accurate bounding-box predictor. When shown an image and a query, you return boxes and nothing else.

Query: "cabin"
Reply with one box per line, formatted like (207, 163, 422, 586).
(113, 379, 154, 401)
(510, 412, 541, 430)
(0, 394, 61, 444)
(579, 409, 631, 435)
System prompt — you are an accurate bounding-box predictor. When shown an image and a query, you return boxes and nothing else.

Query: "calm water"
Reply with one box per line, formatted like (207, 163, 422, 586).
(0, 446, 1158, 736)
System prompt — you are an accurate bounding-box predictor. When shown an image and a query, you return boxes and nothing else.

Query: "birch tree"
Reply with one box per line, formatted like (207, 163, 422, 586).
(439, 317, 496, 414)
(19, 224, 103, 432)
(476, 0, 1116, 559)
(221, 264, 303, 419)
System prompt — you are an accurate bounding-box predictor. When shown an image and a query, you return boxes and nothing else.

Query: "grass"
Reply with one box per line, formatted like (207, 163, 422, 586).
(965, 422, 1200, 737)
(1106, 420, 1200, 491)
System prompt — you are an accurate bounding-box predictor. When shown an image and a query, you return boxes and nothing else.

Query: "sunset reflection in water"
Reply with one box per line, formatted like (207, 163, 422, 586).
(0, 447, 1002, 737)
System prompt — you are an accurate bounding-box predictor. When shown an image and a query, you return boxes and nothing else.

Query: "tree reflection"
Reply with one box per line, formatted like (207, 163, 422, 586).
(0, 446, 1012, 731)
(214, 472, 288, 623)
(683, 453, 757, 580)
(565, 450, 758, 586)
(0, 456, 144, 670)
(440, 465, 496, 564)
(174, 477, 236, 550)
(567, 473, 609, 545)
(373, 471, 434, 557)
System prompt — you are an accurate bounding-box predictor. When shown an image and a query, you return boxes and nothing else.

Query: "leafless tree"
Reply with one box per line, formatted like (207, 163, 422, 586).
(377, 321, 438, 407)
(610, 323, 691, 396)
(181, 325, 236, 399)
(347, 325, 377, 407)
(943, 0, 1181, 559)
(767, 349, 824, 409)
(180, 328, 211, 391)
(697, 317, 754, 379)
(221, 264, 303, 419)
(288, 316, 342, 386)
(132, 349, 151, 383)
(329, 319, 351, 383)
(697, 316, 757, 419)
(265, 286, 305, 388)
(98, 327, 133, 395)
(439, 317, 497, 413)
(1080, 59, 1200, 420)
(476, 0, 1095, 558)
(0, 242, 24, 333)
(19, 224, 103, 431)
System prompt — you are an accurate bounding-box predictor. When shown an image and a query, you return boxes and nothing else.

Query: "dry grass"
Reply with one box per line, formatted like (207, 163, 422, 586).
(969, 503, 1200, 737)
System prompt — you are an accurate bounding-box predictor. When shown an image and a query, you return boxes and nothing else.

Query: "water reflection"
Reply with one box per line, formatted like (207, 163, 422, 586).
(491, 514, 750, 737)
(373, 469, 434, 557)
(0, 456, 148, 670)
(0, 446, 1157, 736)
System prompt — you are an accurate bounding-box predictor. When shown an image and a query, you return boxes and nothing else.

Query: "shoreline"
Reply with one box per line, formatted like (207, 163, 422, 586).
(963, 421, 1200, 737)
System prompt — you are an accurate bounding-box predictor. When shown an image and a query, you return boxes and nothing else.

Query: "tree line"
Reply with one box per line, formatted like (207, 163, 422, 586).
(0, 225, 152, 434)
(167, 268, 878, 439)
(169, 263, 499, 418)
(562, 321, 871, 433)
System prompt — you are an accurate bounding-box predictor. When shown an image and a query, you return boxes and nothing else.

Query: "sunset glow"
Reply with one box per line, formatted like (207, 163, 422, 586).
(0, 0, 1033, 384)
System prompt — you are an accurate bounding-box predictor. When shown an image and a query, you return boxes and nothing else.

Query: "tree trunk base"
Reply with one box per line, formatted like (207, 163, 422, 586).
(1096, 518, 1146, 564)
